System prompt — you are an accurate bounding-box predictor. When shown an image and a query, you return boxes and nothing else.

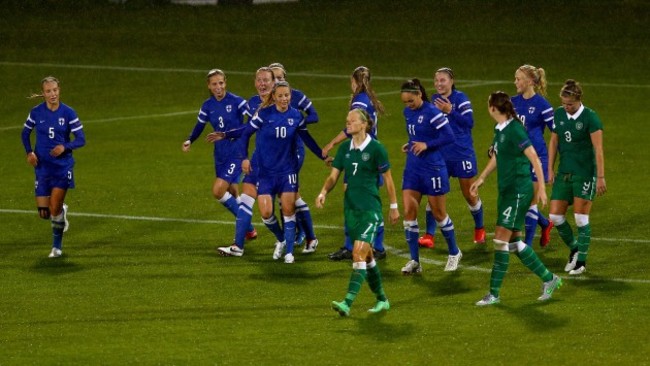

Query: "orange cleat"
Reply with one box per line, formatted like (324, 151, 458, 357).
(245, 229, 258, 241)
(418, 233, 435, 248)
(540, 221, 554, 248)
(474, 227, 486, 244)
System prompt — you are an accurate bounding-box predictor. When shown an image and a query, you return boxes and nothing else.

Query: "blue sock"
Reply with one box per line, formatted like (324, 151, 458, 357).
(219, 192, 239, 217)
(283, 215, 296, 255)
(373, 223, 385, 252)
(404, 220, 419, 262)
(235, 194, 255, 249)
(537, 210, 550, 228)
(51, 214, 65, 250)
(344, 225, 353, 251)
(295, 198, 316, 241)
(469, 198, 484, 229)
(524, 206, 538, 246)
(425, 204, 437, 235)
(438, 216, 459, 255)
(263, 214, 284, 242)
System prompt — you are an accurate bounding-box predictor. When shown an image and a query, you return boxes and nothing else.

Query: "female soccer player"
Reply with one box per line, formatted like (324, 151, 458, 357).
(21, 76, 86, 258)
(322, 66, 389, 261)
(316, 108, 400, 317)
(512, 65, 555, 247)
(210, 81, 327, 263)
(399, 79, 462, 273)
(418, 67, 485, 249)
(182, 69, 257, 242)
(548, 79, 606, 275)
(471, 91, 561, 306)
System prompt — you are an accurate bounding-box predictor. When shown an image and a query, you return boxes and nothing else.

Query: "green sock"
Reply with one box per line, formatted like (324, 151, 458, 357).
(577, 224, 591, 262)
(518, 245, 553, 282)
(366, 265, 387, 302)
(344, 269, 367, 306)
(489, 251, 510, 297)
(556, 221, 577, 250)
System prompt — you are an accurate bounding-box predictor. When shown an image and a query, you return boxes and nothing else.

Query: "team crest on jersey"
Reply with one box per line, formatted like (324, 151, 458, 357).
(418, 116, 424, 124)
(576, 122, 583, 130)
(362, 152, 370, 161)
(226, 105, 232, 113)
(528, 107, 536, 114)
(59, 117, 65, 126)
(288, 118, 294, 126)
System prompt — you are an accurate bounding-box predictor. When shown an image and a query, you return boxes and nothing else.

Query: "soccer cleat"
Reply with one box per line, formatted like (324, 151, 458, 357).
(373, 248, 387, 260)
(48, 248, 62, 258)
(331, 300, 350, 317)
(538, 274, 563, 301)
(295, 230, 306, 247)
(245, 229, 258, 241)
(217, 245, 244, 257)
(418, 233, 435, 248)
(368, 299, 390, 314)
(444, 250, 463, 271)
(476, 293, 500, 306)
(569, 265, 586, 276)
(62, 203, 69, 233)
(474, 227, 486, 244)
(328, 248, 352, 261)
(401, 260, 422, 275)
(540, 221, 554, 248)
(272, 241, 286, 260)
(564, 250, 579, 272)
(302, 239, 318, 254)
(284, 253, 295, 264)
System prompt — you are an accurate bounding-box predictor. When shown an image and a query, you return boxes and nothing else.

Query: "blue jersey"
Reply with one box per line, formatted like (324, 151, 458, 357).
(351, 92, 378, 137)
(249, 105, 306, 178)
(22, 102, 85, 168)
(431, 89, 476, 161)
(403, 102, 455, 171)
(188, 92, 249, 163)
(511, 94, 554, 159)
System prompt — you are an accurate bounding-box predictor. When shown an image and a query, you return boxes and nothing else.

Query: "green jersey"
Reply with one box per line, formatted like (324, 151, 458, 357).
(553, 105, 603, 177)
(493, 119, 533, 194)
(332, 135, 390, 212)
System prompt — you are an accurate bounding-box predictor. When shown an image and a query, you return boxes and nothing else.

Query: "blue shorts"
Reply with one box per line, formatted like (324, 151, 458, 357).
(446, 158, 477, 179)
(35, 164, 74, 196)
(402, 166, 450, 196)
(257, 173, 299, 196)
(530, 156, 549, 183)
(215, 159, 243, 184)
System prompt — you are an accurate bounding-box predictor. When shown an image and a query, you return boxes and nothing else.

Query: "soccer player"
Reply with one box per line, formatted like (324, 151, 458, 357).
(548, 79, 606, 275)
(210, 81, 328, 263)
(322, 66, 389, 261)
(316, 108, 400, 317)
(21, 76, 86, 258)
(399, 79, 462, 273)
(418, 67, 485, 249)
(181, 69, 257, 243)
(471, 91, 561, 306)
(512, 65, 555, 248)
(269, 63, 320, 253)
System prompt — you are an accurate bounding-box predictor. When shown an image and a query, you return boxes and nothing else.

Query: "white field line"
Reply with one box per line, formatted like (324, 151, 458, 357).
(1, 208, 649, 284)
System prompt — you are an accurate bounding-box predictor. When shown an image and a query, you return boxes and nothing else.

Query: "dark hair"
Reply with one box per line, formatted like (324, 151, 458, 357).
(261, 81, 291, 108)
(488, 91, 521, 123)
(435, 67, 456, 90)
(351, 108, 374, 134)
(560, 79, 583, 101)
(400, 78, 428, 102)
(350, 66, 385, 116)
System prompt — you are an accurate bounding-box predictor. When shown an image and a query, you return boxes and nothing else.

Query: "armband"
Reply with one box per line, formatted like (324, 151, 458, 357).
(389, 203, 398, 209)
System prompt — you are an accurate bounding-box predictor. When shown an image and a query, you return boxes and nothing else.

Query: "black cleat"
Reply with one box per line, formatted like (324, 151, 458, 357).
(328, 248, 352, 261)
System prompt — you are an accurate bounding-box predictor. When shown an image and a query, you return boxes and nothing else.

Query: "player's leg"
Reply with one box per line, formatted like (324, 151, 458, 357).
(429, 194, 462, 271)
(571, 197, 594, 275)
(401, 189, 422, 274)
(459, 177, 485, 244)
(48, 187, 67, 258)
(418, 202, 436, 248)
(280, 191, 298, 263)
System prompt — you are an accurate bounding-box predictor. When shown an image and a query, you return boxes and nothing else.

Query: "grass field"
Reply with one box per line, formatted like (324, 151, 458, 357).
(1, 1, 649, 365)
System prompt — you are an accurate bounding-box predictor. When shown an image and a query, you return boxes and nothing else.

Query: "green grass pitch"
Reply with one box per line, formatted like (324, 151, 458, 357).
(1, 1, 649, 364)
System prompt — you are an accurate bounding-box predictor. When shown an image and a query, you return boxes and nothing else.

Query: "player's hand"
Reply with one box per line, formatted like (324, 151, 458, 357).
(433, 96, 452, 114)
(389, 207, 400, 225)
(206, 131, 225, 143)
(470, 178, 483, 197)
(547, 170, 555, 185)
(182, 140, 191, 152)
(401, 143, 409, 153)
(324, 156, 333, 167)
(596, 177, 607, 196)
(322, 143, 333, 158)
(410, 141, 427, 156)
(536, 185, 548, 208)
(242, 159, 251, 175)
(315, 192, 326, 209)
(50, 145, 65, 157)
(26, 152, 38, 167)
(487, 144, 495, 159)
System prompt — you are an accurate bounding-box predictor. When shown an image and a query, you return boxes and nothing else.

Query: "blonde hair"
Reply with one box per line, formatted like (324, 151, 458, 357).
(27, 76, 60, 99)
(517, 64, 548, 96)
(350, 66, 385, 116)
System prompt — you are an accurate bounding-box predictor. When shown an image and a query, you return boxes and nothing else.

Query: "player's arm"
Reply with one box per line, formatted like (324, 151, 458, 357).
(381, 168, 400, 225)
(21, 124, 38, 166)
(590, 129, 606, 196)
(316, 167, 341, 208)
(182, 111, 208, 152)
(470, 154, 497, 197)
(322, 130, 348, 158)
(547, 131, 559, 184)
(298, 128, 328, 161)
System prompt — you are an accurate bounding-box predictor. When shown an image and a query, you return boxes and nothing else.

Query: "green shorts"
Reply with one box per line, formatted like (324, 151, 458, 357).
(551, 173, 596, 204)
(344, 208, 382, 244)
(496, 190, 532, 232)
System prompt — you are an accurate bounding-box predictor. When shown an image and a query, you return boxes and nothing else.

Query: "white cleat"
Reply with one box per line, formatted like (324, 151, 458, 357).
(284, 253, 295, 264)
(302, 239, 318, 254)
(401, 260, 422, 275)
(569, 266, 586, 276)
(48, 248, 62, 258)
(62, 203, 69, 232)
(217, 245, 244, 257)
(476, 293, 500, 306)
(444, 250, 462, 271)
(564, 250, 578, 272)
(273, 241, 286, 260)
(538, 274, 563, 301)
